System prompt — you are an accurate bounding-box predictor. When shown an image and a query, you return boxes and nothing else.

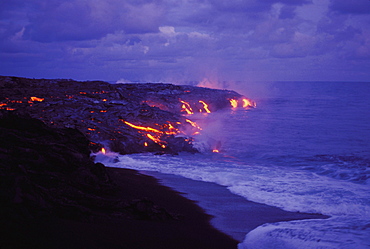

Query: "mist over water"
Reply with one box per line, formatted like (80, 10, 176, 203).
(97, 81, 370, 248)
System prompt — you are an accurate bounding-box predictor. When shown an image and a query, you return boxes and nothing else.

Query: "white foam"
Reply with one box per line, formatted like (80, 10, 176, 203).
(97, 153, 370, 217)
(238, 218, 370, 249)
(95, 153, 370, 248)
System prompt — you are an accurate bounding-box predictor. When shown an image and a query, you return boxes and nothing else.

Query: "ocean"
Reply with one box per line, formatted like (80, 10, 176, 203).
(96, 81, 370, 248)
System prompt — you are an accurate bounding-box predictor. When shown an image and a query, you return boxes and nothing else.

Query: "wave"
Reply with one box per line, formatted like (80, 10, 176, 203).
(305, 154, 370, 184)
(95, 150, 370, 249)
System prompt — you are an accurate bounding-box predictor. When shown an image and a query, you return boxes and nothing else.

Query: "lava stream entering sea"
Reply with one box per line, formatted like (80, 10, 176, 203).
(121, 119, 201, 150)
(121, 97, 255, 153)
(229, 97, 256, 108)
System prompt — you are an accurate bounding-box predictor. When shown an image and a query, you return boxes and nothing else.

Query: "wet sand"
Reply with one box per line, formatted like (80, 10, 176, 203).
(143, 171, 330, 242)
(1, 167, 238, 249)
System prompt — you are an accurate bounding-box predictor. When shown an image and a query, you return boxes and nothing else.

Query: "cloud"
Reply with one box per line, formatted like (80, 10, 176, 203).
(330, 0, 370, 15)
(262, 0, 312, 6)
(19, 0, 165, 42)
(271, 32, 316, 58)
(0, 0, 369, 82)
(279, 5, 296, 19)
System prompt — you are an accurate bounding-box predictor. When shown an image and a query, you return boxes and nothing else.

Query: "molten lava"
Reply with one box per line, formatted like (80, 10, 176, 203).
(180, 100, 194, 115)
(164, 123, 178, 135)
(122, 120, 162, 133)
(230, 99, 238, 108)
(199, 100, 211, 113)
(119, 93, 255, 152)
(122, 120, 175, 149)
(242, 98, 255, 108)
(229, 98, 256, 108)
(147, 134, 166, 148)
(30, 96, 44, 102)
(185, 119, 202, 130)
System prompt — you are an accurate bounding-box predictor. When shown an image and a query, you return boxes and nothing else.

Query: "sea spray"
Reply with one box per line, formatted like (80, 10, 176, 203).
(95, 82, 370, 248)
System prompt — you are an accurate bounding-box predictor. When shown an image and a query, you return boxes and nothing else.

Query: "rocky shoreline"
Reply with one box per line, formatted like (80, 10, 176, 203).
(0, 110, 238, 248)
(0, 76, 254, 155)
(0, 76, 251, 248)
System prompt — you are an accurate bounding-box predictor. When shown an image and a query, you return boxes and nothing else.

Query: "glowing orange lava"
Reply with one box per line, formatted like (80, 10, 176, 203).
(199, 100, 211, 113)
(212, 149, 219, 153)
(185, 119, 202, 130)
(230, 99, 238, 108)
(180, 100, 194, 115)
(164, 123, 178, 135)
(147, 134, 166, 148)
(101, 148, 106, 154)
(30, 96, 44, 102)
(122, 120, 173, 149)
(242, 98, 255, 108)
(229, 98, 256, 108)
(122, 120, 162, 133)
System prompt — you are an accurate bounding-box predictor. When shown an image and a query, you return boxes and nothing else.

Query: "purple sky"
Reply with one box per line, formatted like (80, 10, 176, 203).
(1, 0, 369, 83)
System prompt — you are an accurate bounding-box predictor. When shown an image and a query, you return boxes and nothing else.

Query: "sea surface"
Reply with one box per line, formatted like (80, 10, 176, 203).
(96, 82, 370, 249)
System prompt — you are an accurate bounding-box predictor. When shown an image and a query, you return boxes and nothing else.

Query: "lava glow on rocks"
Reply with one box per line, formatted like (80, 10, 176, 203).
(229, 98, 256, 108)
(1, 76, 256, 154)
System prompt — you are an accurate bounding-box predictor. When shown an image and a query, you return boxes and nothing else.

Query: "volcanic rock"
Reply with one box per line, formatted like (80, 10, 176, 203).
(0, 76, 253, 154)
(0, 110, 174, 221)
(0, 111, 239, 249)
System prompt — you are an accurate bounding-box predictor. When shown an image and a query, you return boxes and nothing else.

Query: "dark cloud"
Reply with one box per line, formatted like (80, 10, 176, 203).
(210, 0, 310, 14)
(330, 0, 370, 15)
(0, 0, 369, 82)
(261, 0, 312, 5)
(14, 0, 165, 42)
(279, 5, 296, 19)
(210, 0, 271, 13)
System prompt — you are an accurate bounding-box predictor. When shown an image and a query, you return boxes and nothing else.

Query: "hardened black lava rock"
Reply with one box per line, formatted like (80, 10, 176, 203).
(0, 76, 247, 154)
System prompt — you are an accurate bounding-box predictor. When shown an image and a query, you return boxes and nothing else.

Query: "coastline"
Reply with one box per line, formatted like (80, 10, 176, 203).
(138, 171, 330, 242)
(0, 110, 330, 249)
(1, 168, 239, 249)
(102, 167, 240, 249)
(0, 111, 237, 249)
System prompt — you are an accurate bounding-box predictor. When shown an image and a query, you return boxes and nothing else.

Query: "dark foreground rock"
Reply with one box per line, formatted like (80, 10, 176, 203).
(0, 75, 253, 154)
(0, 111, 173, 221)
(0, 111, 238, 249)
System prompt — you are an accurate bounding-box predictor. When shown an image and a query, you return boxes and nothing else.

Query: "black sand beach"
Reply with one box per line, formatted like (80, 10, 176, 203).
(0, 111, 238, 249)
(0, 110, 328, 249)
(144, 171, 329, 242)
(2, 167, 239, 249)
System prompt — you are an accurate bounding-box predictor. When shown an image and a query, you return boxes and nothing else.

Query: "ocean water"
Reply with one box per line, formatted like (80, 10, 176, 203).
(96, 82, 370, 248)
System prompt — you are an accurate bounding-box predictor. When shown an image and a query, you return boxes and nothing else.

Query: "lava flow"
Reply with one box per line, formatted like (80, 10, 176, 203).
(121, 120, 176, 149)
(229, 97, 256, 108)
(185, 119, 202, 131)
(180, 100, 213, 114)
(122, 120, 162, 133)
(121, 119, 202, 149)
(30, 96, 44, 102)
(180, 100, 194, 115)
(199, 100, 211, 113)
